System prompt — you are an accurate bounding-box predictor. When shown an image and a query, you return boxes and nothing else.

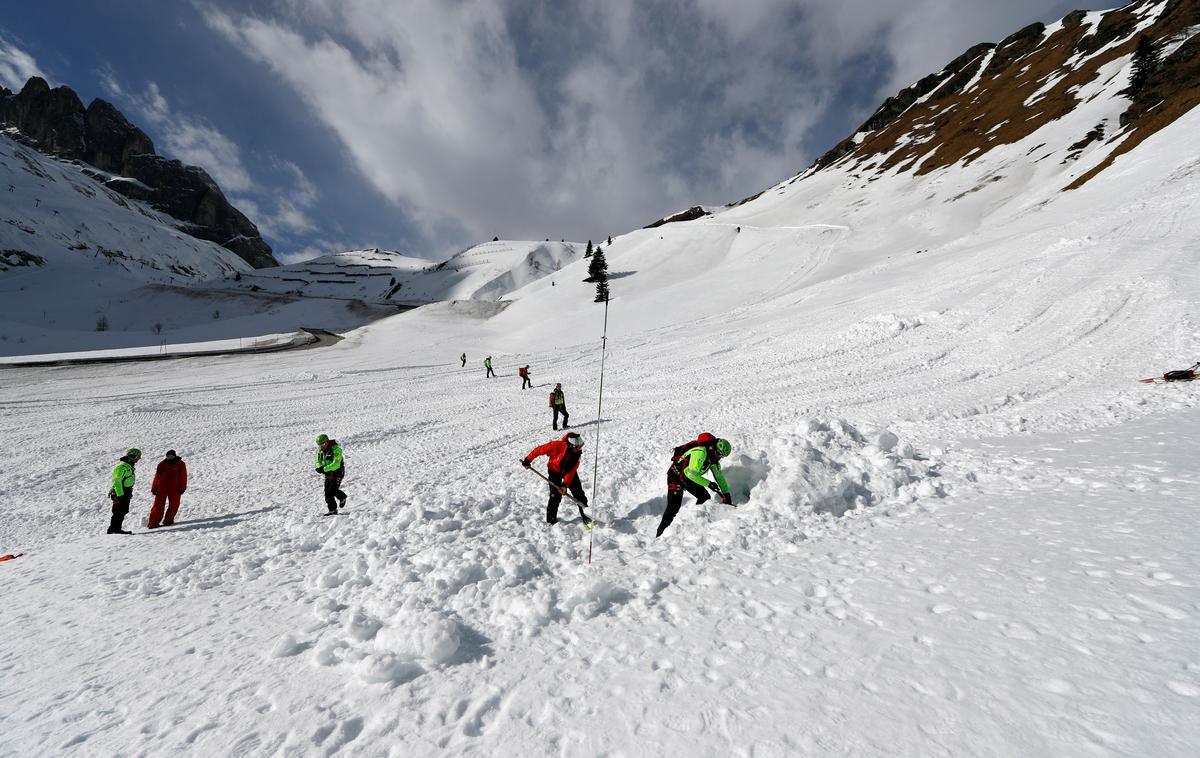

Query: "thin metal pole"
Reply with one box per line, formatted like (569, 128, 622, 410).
(588, 294, 610, 564)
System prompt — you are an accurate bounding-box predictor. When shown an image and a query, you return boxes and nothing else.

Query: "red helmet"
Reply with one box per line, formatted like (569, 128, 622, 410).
(696, 432, 717, 444)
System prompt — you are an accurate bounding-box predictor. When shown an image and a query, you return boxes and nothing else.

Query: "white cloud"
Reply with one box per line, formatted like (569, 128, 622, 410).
(99, 68, 319, 246)
(200, 0, 1114, 253)
(0, 34, 46, 91)
(101, 71, 253, 192)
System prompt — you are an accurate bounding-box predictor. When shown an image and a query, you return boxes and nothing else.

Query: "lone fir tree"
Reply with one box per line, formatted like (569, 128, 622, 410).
(584, 239, 593, 258)
(1128, 34, 1160, 94)
(585, 245, 609, 303)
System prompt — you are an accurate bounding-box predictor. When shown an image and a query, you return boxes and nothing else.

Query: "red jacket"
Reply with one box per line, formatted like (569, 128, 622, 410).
(525, 435, 582, 484)
(151, 458, 188, 495)
(519, 367, 528, 378)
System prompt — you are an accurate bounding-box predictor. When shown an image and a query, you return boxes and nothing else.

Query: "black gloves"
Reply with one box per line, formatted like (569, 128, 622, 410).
(521, 459, 532, 469)
(708, 482, 722, 492)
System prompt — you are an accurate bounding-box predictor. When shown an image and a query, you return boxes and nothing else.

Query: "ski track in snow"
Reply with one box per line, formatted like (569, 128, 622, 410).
(3, 88, 1200, 758)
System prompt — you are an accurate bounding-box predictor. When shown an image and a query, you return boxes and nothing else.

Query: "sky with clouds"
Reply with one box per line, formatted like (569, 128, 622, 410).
(1, 0, 1116, 263)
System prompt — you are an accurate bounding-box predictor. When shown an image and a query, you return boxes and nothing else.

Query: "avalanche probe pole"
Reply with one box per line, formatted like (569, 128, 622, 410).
(589, 294, 610, 565)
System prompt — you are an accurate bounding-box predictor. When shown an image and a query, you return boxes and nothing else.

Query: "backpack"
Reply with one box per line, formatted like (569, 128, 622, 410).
(1163, 369, 1196, 382)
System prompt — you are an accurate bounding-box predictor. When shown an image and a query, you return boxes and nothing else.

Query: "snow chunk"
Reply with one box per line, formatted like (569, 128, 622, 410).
(754, 419, 943, 518)
(374, 611, 462, 664)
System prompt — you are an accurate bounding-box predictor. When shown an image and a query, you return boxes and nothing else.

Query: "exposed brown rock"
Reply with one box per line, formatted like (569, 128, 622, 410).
(811, 0, 1200, 191)
(644, 206, 709, 229)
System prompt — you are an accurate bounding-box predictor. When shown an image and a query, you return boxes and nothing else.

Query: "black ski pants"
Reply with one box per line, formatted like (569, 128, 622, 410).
(547, 470, 588, 524)
(552, 405, 569, 430)
(486, 366, 495, 378)
(108, 492, 131, 533)
(521, 376, 532, 389)
(324, 473, 346, 513)
(657, 468, 710, 537)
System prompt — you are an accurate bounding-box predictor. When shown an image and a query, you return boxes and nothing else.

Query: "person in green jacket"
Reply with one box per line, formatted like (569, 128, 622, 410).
(657, 434, 733, 537)
(108, 448, 141, 534)
(485, 355, 495, 378)
(316, 434, 347, 514)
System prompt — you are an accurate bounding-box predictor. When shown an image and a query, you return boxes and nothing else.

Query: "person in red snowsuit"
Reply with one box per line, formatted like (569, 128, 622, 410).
(147, 450, 187, 528)
(522, 432, 591, 525)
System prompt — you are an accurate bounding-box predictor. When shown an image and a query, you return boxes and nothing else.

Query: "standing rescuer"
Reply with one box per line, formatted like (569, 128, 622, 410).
(550, 383, 569, 430)
(108, 448, 141, 534)
(522, 432, 592, 526)
(147, 449, 188, 528)
(315, 434, 347, 514)
(657, 433, 733, 537)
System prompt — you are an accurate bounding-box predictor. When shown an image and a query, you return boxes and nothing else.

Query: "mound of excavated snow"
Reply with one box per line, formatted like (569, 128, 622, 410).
(751, 419, 945, 518)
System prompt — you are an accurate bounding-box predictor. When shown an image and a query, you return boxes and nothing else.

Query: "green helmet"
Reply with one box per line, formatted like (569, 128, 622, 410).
(715, 439, 732, 457)
(316, 434, 329, 445)
(126, 448, 142, 458)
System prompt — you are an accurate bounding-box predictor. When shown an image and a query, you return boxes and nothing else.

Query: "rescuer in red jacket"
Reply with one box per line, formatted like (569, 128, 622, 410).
(522, 432, 591, 526)
(146, 450, 188, 528)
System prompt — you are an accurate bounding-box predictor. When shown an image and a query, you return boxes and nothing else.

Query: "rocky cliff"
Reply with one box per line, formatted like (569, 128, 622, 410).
(0, 77, 276, 268)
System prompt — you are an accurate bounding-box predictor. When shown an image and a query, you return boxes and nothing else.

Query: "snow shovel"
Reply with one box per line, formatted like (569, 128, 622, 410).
(524, 465, 594, 527)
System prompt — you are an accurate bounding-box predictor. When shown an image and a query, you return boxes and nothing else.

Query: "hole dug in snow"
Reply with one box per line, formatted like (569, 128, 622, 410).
(751, 419, 944, 517)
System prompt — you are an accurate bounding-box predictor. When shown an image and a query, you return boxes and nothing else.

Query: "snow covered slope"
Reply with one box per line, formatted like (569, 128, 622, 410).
(0, 133, 398, 357)
(233, 240, 586, 306)
(1, 2, 1199, 756)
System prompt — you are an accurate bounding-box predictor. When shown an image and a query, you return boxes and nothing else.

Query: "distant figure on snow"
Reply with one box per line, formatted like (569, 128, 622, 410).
(315, 434, 347, 515)
(550, 383, 569, 430)
(485, 356, 495, 378)
(460, 352, 467, 367)
(657, 433, 733, 538)
(522, 432, 591, 526)
(108, 448, 141, 534)
(519, 365, 532, 389)
(147, 450, 188, 528)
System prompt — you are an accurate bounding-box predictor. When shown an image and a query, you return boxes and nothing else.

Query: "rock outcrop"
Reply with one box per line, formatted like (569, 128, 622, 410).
(808, 0, 1200, 191)
(0, 77, 276, 268)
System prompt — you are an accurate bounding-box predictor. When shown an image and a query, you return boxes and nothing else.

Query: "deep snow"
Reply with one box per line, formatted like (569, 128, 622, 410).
(2, 43, 1200, 758)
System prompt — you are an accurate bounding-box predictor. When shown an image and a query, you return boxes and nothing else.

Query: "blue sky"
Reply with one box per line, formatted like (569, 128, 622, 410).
(1, 0, 1112, 263)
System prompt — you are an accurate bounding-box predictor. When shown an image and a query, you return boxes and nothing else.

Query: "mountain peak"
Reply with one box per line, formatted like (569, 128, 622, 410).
(809, 0, 1200, 190)
(0, 77, 276, 268)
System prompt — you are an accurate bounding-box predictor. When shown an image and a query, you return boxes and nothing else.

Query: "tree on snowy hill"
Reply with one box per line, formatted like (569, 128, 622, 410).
(586, 245, 609, 302)
(1128, 35, 1161, 94)
(584, 239, 593, 258)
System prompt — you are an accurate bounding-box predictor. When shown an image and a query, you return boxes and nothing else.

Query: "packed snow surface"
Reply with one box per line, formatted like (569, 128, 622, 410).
(2, 92, 1200, 758)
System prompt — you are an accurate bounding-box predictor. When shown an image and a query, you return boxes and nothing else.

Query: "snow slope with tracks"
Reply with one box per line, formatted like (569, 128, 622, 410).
(2, 74, 1200, 758)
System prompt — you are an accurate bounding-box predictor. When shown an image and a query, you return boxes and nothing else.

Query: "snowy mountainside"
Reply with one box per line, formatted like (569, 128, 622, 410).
(0, 132, 393, 357)
(2, 3, 1200, 756)
(0, 131, 249, 283)
(808, 0, 1200, 189)
(233, 240, 586, 305)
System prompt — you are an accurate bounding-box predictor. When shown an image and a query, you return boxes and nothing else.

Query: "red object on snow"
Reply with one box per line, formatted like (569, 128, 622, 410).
(148, 457, 188, 528)
(525, 434, 583, 484)
(151, 458, 188, 494)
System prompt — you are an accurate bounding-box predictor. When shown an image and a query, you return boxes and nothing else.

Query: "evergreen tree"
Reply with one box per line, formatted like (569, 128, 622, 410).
(587, 246, 609, 302)
(1128, 34, 1160, 93)
(584, 239, 593, 258)
(607, 235, 612, 245)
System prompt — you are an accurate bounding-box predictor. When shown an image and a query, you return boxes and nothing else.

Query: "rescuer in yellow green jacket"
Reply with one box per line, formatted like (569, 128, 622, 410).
(316, 434, 347, 514)
(657, 433, 733, 537)
(108, 448, 141, 534)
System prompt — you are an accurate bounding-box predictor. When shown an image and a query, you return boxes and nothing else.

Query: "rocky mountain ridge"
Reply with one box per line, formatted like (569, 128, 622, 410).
(806, 0, 1199, 189)
(0, 77, 276, 268)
